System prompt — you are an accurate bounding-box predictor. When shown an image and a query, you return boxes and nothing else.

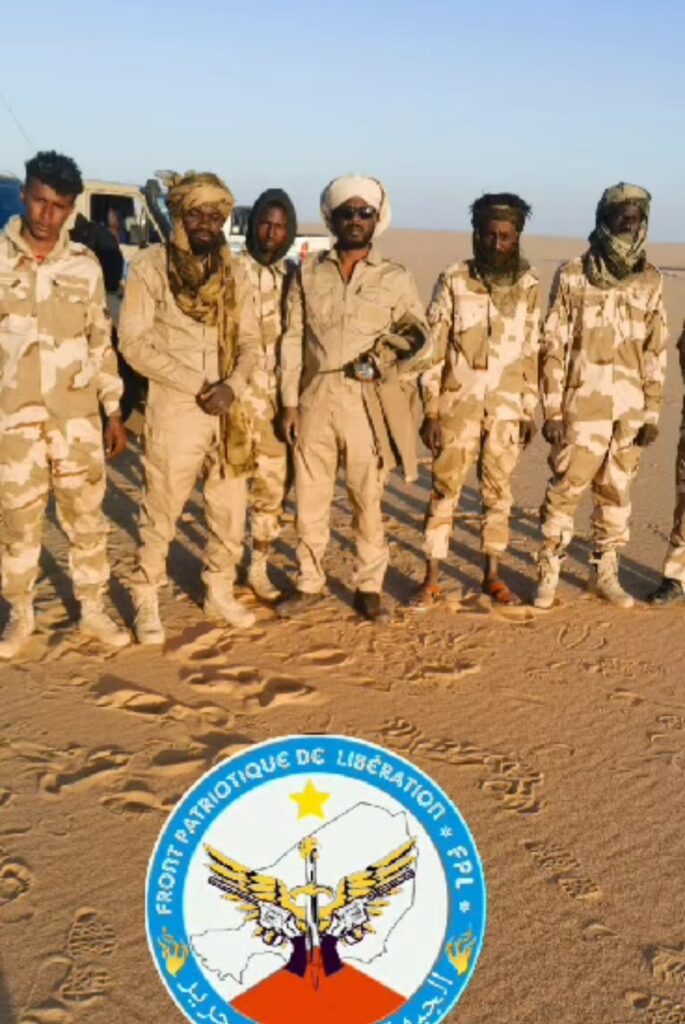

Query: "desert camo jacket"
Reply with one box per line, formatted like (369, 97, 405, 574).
(0, 215, 122, 428)
(540, 256, 668, 427)
(235, 251, 294, 408)
(420, 260, 541, 424)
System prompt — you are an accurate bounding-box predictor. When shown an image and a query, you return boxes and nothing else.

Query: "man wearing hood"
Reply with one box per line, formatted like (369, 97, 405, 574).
(119, 171, 261, 642)
(234, 189, 297, 602)
(412, 193, 540, 608)
(535, 183, 668, 610)
(278, 175, 431, 623)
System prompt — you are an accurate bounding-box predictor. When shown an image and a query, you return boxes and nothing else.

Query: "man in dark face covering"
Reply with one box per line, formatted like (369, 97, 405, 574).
(235, 190, 297, 601)
(535, 182, 668, 611)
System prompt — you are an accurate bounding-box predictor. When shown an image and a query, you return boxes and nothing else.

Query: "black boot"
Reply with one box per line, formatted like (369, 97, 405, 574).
(276, 591, 326, 618)
(353, 590, 390, 624)
(646, 578, 685, 606)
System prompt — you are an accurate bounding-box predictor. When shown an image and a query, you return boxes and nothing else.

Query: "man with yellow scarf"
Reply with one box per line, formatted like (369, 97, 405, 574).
(119, 172, 261, 643)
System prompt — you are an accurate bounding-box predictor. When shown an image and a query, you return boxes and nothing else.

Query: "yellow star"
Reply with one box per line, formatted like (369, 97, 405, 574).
(290, 779, 331, 819)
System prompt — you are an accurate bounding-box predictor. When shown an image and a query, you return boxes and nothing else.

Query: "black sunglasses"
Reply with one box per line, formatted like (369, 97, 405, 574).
(336, 206, 376, 221)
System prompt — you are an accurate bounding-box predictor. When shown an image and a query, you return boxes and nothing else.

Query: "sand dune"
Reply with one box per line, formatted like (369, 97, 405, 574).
(1, 231, 684, 1024)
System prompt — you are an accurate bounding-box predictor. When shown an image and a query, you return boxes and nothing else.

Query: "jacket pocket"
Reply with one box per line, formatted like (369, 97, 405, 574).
(456, 325, 489, 370)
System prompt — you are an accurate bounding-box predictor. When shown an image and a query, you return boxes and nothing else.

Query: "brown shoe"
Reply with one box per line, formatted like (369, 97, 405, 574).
(407, 581, 442, 610)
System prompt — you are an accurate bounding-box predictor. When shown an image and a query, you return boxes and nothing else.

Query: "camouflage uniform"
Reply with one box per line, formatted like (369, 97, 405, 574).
(235, 251, 292, 544)
(118, 246, 260, 592)
(280, 247, 431, 594)
(420, 261, 540, 558)
(539, 258, 667, 556)
(0, 215, 122, 602)
(660, 328, 685, 584)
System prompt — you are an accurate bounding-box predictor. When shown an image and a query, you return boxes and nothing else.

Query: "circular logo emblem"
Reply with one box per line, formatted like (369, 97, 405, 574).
(146, 735, 487, 1024)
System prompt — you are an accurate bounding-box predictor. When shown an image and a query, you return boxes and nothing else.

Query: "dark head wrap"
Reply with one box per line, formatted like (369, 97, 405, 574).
(585, 182, 651, 289)
(246, 188, 297, 266)
(469, 192, 532, 300)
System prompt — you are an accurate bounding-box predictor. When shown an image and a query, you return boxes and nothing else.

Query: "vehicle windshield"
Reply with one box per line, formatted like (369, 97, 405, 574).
(0, 179, 24, 229)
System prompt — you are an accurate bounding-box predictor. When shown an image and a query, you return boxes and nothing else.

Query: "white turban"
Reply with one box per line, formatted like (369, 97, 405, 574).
(320, 175, 392, 237)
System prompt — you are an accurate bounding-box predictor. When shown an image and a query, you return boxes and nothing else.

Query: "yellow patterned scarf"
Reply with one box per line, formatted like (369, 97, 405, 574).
(165, 172, 251, 472)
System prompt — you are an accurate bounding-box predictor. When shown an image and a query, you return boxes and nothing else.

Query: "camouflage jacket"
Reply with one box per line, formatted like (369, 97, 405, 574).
(235, 252, 295, 405)
(541, 256, 668, 426)
(420, 260, 540, 423)
(118, 246, 260, 409)
(0, 215, 122, 427)
(280, 246, 431, 408)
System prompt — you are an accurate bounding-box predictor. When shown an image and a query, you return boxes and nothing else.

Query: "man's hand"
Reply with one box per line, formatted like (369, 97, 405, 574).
(519, 420, 537, 448)
(635, 423, 659, 447)
(104, 413, 127, 460)
(281, 407, 299, 445)
(542, 418, 564, 446)
(420, 416, 443, 456)
(197, 381, 234, 416)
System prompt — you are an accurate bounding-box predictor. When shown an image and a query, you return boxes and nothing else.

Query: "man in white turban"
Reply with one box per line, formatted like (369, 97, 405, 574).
(278, 175, 431, 623)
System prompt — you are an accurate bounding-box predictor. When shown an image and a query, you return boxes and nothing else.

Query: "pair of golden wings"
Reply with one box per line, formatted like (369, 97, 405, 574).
(205, 838, 416, 946)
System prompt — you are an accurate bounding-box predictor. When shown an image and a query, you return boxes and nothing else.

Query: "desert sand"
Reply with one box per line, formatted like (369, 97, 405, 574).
(1, 230, 685, 1024)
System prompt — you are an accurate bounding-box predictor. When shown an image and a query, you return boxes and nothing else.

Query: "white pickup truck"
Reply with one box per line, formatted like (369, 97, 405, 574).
(0, 173, 329, 269)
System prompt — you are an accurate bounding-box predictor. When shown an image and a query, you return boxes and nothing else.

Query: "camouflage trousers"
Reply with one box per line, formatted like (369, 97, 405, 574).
(0, 416, 109, 601)
(662, 396, 685, 582)
(424, 418, 522, 559)
(540, 418, 642, 555)
(245, 397, 289, 546)
(133, 402, 247, 591)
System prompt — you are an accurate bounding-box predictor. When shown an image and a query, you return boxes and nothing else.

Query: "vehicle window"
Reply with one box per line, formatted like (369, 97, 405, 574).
(0, 180, 24, 229)
(89, 193, 161, 245)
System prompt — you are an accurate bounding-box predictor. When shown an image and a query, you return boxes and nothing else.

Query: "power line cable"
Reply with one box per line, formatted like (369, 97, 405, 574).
(0, 88, 33, 149)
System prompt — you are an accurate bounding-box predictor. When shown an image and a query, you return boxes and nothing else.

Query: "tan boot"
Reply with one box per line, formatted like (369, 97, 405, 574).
(79, 596, 131, 648)
(0, 601, 35, 659)
(534, 553, 561, 610)
(132, 588, 165, 645)
(205, 582, 256, 629)
(588, 550, 634, 609)
(247, 547, 281, 603)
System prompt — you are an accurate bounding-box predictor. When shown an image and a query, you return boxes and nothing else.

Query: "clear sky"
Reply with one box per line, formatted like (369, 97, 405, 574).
(2, 0, 684, 239)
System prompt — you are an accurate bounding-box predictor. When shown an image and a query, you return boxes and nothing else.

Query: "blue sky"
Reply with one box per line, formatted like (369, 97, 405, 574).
(2, 0, 684, 238)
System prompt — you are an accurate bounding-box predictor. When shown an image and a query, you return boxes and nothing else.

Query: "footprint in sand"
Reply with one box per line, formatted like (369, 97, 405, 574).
(0, 854, 33, 906)
(66, 909, 116, 963)
(40, 749, 131, 796)
(101, 787, 173, 815)
(20, 908, 116, 1022)
(628, 991, 685, 1024)
(524, 840, 602, 900)
(556, 621, 609, 652)
(608, 688, 645, 706)
(92, 676, 173, 715)
(648, 945, 685, 986)
(582, 921, 617, 941)
(243, 676, 319, 711)
(300, 646, 351, 668)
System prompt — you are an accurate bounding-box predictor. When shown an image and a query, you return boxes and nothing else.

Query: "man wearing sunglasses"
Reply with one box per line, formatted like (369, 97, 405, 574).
(278, 175, 431, 623)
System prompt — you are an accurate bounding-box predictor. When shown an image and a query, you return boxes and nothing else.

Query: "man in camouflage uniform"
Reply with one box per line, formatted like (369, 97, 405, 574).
(234, 189, 297, 602)
(0, 151, 129, 657)
(413, 193, 539, 607)
(119, 172, 261, 642)
(535, 183, 668, 609)
(279, 175, 431, 623)
(647, 323, 685, 605)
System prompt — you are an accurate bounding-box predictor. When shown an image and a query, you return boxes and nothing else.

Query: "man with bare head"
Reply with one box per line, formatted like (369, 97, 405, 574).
(0, 150, 129, 657)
